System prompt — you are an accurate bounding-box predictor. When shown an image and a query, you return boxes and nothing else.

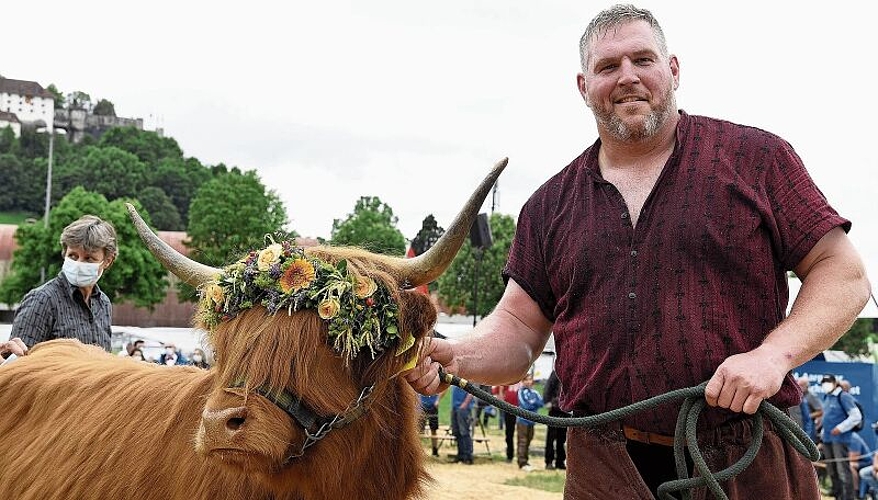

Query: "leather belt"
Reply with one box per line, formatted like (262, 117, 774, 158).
(623, 425, 675, 447)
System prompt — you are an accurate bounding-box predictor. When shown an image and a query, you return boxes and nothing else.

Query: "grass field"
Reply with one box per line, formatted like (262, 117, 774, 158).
(0, 212, 36, 224)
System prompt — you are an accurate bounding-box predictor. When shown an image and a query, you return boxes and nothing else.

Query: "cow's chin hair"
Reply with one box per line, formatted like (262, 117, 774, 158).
(194, 389, 298, 473)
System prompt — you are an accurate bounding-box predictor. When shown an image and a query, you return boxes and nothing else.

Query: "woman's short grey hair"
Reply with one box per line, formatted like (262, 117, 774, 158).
(579, 4, 668, 71)
(60, 215, 118, 258)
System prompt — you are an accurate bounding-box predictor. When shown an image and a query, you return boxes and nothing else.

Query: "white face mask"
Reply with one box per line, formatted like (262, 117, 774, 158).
(822, 382, 835, 393)
(192, 354, 203, 363)
(62, 258, 103, 287)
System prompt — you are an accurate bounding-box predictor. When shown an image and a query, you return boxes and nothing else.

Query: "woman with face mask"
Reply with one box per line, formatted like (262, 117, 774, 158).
(7, 215, 117, 353)
(188, 348, 210, 369)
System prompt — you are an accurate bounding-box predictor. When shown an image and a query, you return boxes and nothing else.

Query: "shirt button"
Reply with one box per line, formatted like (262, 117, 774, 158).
(628, 292, 637, 300)
(630, 250, 638, 257)
(621, 212, 629, 219)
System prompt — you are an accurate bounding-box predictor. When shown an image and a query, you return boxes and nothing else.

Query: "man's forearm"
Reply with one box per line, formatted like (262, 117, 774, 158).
(452, 309, 551, 385)
(764, 255, 870, 372)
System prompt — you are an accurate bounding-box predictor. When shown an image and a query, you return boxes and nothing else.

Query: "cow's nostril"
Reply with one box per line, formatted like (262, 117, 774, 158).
(227, 416, 246, 431)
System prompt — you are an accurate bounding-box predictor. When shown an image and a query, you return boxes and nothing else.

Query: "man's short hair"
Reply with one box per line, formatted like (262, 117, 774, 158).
(820, 374, 837, 384)
(579, 4, 669, 71)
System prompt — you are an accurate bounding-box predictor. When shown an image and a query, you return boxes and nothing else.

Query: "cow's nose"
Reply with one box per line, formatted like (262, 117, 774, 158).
(201, 406, 248, 439)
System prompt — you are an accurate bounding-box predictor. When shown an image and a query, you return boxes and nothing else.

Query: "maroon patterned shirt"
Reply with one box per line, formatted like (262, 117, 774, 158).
(504, 111, 850, 434)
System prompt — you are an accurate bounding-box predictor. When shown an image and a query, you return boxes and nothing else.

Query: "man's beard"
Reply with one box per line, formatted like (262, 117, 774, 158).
(593, 85, 676, 142)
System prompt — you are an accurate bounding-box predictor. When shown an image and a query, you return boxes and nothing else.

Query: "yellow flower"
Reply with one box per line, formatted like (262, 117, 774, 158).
(257, 244, 283, 271)
(280, 259, 316, 293)
(354, 276, 378, 299)
(317, 298, 340, 319)
(206, 283, 225, 306)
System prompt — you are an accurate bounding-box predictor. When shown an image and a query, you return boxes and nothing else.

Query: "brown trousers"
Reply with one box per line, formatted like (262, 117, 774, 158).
(564, 421, 820, 500)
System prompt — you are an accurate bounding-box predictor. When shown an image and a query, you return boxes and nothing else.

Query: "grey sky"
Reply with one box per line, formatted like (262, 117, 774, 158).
(5, 1, 875, 312)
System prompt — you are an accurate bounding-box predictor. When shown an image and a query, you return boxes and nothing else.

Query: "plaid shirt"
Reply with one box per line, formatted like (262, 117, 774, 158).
(504, 111, 849, 434)
(11, 272, 113, 351)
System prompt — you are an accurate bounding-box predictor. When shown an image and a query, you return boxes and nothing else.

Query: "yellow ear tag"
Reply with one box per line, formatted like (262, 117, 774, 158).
(391, 347, 420, 379)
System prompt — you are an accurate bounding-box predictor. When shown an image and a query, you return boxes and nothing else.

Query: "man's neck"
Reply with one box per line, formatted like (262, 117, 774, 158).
(598, 112, 679, 171)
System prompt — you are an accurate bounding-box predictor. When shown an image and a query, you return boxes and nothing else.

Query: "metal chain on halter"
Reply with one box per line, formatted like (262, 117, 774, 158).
(438, 368, 820, 500)
(287, 384, 376, 460)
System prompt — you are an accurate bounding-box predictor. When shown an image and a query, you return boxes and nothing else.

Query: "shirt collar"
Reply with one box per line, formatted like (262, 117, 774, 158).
(582, 109, 691, 180)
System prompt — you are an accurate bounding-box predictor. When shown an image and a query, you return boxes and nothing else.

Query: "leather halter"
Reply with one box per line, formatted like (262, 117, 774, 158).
(229, 379, 375, 461)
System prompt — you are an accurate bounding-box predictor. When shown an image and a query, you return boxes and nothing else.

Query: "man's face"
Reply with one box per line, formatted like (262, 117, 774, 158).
(578, 20, 679, 141)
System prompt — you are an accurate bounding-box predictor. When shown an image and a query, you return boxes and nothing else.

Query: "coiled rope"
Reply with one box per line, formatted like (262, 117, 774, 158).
(438, 368, 820, 500)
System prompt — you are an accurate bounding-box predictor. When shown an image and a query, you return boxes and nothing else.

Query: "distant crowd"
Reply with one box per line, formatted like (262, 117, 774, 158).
(419, 369, 566, 473)
(118, 339, 211, 369)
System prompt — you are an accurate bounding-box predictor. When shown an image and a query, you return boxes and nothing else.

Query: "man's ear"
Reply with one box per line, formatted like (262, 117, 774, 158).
(576, 73, 591, 108)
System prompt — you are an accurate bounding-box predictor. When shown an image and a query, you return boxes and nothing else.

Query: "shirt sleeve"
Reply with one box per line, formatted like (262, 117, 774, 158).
(11, 289, 56, 348)
(765, 140, 851, 269)
(503, 190, 557, 322)
(836, 393, 863, 433)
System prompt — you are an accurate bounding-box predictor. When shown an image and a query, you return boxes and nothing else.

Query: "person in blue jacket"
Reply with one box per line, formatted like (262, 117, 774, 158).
(821, 374, 863, 500)
(516, 372, 544, 471)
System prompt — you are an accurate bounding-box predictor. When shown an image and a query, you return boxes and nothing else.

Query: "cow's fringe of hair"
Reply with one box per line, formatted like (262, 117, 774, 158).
(0, 340, 270, 499)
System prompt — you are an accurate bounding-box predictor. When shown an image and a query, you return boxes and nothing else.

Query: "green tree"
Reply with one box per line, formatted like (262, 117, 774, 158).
(330, 196, 406, 256)
(55, 145, 149, 202)
(136, 186, 182, 230)
(0, 187, 168, 308)
(98, 127, 183, 166)
(410, 214, 445, 256)
(830, 318, 877, 358)
(66, 91, 92, 111)
(0, 125, 16, 154)
(149, 157, 211, 226)
(92, 98, 116, 117)
(180, 169, 290, 300)
(436, 212, 515, 317)
(46, 84, 65, 109)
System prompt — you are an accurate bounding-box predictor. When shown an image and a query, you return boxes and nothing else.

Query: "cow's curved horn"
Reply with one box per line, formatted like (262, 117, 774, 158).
(125, 203, 221, 288)
(396, 157, 507, 287)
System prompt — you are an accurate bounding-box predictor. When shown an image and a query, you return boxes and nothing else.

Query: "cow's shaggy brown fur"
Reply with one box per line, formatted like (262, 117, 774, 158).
(0, 246, 436, 500)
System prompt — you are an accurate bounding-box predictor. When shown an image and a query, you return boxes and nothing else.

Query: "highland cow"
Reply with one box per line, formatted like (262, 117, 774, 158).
(0, 159, 507, 500)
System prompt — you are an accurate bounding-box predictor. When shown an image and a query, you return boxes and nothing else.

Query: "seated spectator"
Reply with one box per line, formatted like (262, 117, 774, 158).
(189, 348, 210, 369)
(157, 344, 187, 366)
(129, 348, 147, 362)
(850, 431, 872, 497)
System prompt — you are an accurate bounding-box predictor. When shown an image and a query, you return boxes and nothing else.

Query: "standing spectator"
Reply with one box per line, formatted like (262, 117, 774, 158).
(11, 215, 118, 352)
(473, 384, 493, 430)
(158, 344, 188, 366)
(543, 369, 567, 470)
(516, 373, 544, 471)
(189, 348, 210, 369)
(822, 374, 863, 500)
(499, 381, 521, 463)
(450, 385, 474, 464)
(419, 392, 442, 457)
(789, 376, 823, 443)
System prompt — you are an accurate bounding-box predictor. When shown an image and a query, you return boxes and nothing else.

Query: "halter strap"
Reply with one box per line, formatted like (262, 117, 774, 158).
(228, 378, 375, 460)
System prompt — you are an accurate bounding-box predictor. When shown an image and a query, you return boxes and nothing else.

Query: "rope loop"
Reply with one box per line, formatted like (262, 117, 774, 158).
(438, 369, 819, 500)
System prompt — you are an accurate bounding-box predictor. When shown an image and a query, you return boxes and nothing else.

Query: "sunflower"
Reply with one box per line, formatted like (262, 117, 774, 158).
(279, 258, 316, 294)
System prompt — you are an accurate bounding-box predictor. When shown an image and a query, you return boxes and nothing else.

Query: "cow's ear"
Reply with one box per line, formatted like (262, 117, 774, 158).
(397, 291, 437, 343)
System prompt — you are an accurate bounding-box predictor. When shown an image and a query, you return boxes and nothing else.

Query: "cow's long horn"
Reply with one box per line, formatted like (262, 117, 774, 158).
(125, 203, 221, 287)
(396, 157, 507, 287)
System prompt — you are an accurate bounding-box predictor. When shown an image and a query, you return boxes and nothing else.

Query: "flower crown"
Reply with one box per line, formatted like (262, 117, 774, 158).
(198, 239, 413, 363)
